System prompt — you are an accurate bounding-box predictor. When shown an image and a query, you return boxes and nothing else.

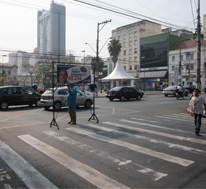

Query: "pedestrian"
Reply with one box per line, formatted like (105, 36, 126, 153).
(66, 83, 77, 125)
(189, 88, 206, 135)
(42, 85, 44, 91)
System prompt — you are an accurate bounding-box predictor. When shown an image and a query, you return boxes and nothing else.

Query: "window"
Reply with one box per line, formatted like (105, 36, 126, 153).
(190, 64, 194, 70)
(123, 34, 126, 40)
(172, 66, 175, 71)
(0, 88, 8, 94)
(134, 48, 137, 54)
(129, 57, 132, 63)
(129, 65, 132, 70)
(134, 65, 138, 70)
(191, 53, 194, 60)
(124, 50, 126, 55)
(124, 66, 126, 70)
(123, 58, 126, 63)
(58, 89, 68, 95)
(123, 42, 126, 48)
(118, 36, 121, 40)
(134, 56, 137, 62)
(134, 31, 137, 37)
(129, 49, 132, 55)
(181, 55, 183, 61)
(134, 40, 137, 46)
(129, 41, 132, 47)
(172, 56, 175, 62)
(129, 33, 132, 38)
(186, 53, 190, 60)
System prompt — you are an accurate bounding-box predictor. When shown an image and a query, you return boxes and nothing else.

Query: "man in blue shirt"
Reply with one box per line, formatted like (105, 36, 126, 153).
(66, 83, 77, 125)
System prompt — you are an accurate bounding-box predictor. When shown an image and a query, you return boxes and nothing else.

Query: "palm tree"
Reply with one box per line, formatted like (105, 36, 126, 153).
(108, 39, 122, 68)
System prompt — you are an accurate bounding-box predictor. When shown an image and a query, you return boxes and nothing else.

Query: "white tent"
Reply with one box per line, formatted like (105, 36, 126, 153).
(101, 61, 135, 81)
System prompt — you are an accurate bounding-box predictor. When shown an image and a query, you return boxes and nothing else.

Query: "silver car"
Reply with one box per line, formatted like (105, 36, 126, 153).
(40, 87, 93, 110)
(162, 85, 189, 97)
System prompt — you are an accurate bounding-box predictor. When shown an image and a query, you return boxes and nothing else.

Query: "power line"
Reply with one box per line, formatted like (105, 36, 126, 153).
(73, 0, 193, 30)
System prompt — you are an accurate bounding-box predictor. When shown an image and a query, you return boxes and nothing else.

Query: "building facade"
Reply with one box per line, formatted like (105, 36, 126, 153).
(139, 33, 181, 90)
(37, 0, 66, 59)
(169, 39, 206, 90)
(111, 20, 162, 77)
(0, 63, 18, 85)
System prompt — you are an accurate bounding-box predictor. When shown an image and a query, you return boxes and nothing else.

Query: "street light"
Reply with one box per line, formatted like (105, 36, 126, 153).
(1, 55, 7, 86)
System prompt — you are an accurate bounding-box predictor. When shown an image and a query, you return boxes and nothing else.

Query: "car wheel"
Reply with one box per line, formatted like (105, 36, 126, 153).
(44, 106, 50, 110)
(84, 100, 92, 108)
(35, 99, 41, 107)
(54, 101, 61, 111)
(109, 98, 113, 101)
(120, 95, 125, 101)
(165, 94, 168, 97)
(0, 101, 9, 110)
(136, 95, 141, 100)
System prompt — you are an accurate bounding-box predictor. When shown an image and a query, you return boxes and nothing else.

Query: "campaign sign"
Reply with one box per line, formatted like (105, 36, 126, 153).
(57, 65, 91, 85)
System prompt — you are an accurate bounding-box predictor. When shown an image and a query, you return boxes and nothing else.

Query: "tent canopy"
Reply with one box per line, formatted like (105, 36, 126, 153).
(101, 62, 135, 81)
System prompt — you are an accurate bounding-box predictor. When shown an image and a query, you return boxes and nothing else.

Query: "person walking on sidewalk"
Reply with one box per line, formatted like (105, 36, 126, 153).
(66, 83, 77, 125)
(189, 88, 206, 135)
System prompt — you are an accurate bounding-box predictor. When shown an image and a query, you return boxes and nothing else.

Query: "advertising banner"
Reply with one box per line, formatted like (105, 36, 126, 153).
(57, 65, 91, 85)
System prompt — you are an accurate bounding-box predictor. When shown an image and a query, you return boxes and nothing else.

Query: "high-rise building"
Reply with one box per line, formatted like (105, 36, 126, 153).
(37, 0, 66, 59)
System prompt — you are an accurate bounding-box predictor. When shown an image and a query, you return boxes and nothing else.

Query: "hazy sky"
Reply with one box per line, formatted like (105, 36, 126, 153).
(0, 0, 206, 62)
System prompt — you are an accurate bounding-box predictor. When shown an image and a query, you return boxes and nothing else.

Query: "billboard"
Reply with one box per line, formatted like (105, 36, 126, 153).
(57, 65, 91, 85)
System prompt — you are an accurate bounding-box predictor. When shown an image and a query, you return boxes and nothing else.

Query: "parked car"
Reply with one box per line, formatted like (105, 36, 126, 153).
(0, 86, 41, 110)
(40, 87, 93, 110)
(183, 85, 196, 93)
(162, 85, 189, 97)
(105, 86, 142, 101)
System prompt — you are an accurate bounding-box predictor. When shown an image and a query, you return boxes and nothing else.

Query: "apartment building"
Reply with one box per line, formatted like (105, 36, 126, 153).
(169, 39, 206, 90)
(111, 20, 162, 77)
(37, 0, 66, 58)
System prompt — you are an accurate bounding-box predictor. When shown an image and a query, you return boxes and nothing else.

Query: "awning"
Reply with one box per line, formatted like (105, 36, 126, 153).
(139, 71, 167, 78)
(161, 81, 170, 85)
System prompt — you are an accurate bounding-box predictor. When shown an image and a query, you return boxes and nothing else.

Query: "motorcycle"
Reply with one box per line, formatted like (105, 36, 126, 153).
(175, 88, 185, 100)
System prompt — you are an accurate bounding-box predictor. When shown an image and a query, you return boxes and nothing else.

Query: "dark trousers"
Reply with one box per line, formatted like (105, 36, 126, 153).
(194, 113, 202, 131)
(68, 107, 76, 123)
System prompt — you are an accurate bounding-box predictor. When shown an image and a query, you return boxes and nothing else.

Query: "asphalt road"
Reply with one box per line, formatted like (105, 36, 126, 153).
(0, 93, 206, 188)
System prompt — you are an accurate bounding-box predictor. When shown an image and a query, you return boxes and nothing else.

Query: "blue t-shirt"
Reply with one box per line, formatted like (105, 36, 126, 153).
(66, 86, 77, 107)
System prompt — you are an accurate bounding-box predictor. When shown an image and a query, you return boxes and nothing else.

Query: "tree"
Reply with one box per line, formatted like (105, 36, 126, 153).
(91, 57, 104, 75)
(21, 64, 38, 86)
(108, 39, 122, 68)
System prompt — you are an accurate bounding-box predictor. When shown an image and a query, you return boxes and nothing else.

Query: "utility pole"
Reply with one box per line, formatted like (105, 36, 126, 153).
(179, 41, 182, 85)
(196, 0, 201, 90)
(96, 20, 111, 88)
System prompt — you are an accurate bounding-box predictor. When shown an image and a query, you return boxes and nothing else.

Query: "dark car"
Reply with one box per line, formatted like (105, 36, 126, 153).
(134, 87, 144, 98)
(183, 85, 196, 93)
(105, 86, 142, 101)
(0, 86, 41, 110)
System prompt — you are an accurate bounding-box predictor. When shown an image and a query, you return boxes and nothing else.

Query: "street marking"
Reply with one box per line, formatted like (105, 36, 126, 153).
(44, 130, 167, 181)
(104, 121, 206, 145)
(130, 118, 161, 123)
(18, 134, 130, 189)
(66, 127, 194, 167)
(0, 140, 57, 189)
(86, 124, 206, 157)
(129, 118, 189, 133)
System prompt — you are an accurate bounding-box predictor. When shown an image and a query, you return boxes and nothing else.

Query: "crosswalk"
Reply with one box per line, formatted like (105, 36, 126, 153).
(4, 113, 206, 188)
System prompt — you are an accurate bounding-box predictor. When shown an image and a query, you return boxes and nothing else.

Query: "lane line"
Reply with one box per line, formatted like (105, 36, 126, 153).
(18, 134, 130, 189)
(104, 121, 206, 145)
(0, 140, 57, 189)
(65, 127, 193, 167)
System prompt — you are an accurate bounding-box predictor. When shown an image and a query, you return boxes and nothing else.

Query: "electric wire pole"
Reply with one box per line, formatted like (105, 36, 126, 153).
(196, 0, 201, 90)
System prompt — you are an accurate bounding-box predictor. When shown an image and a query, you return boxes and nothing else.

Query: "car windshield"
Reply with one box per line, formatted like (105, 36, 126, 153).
(44, 89, 53, 94)
(165, 86, 177, 89)
(111, 87, 122, 91)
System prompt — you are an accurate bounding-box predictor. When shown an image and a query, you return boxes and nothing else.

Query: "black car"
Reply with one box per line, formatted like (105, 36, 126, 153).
(0, 86, 41, 110)
(105, 86, 142, 101)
